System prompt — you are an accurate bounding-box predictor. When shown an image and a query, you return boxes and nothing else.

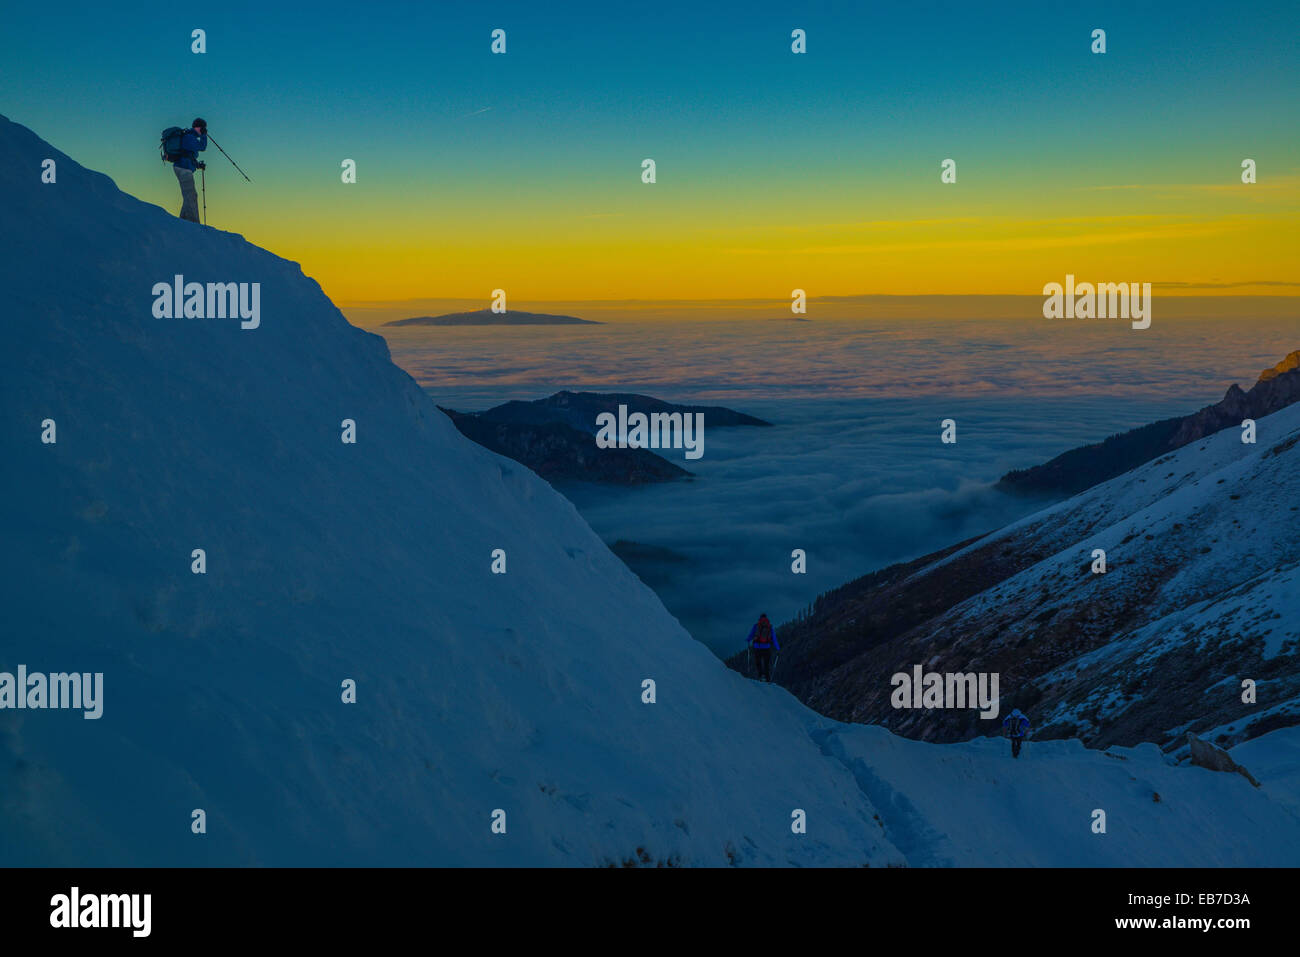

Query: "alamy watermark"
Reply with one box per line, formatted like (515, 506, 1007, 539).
(891, 665, 999, 718)
(50, 887, 150, 937)
(595, 405, 705, 460)
(152, 274, 260, 329)
(0, 665, 103, 719)
(1042, 274, 1151, 329)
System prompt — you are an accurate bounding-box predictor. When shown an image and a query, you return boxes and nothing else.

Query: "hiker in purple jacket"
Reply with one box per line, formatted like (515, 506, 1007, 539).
(1002, 709, 1031, 758)
(747, 613, 779, 682)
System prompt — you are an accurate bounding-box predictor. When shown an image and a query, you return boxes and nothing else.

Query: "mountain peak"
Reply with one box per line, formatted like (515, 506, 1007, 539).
(1259, 349, 1300, 382)
(1223, 381, 1249, 403)
(998, 349, 1300, 498)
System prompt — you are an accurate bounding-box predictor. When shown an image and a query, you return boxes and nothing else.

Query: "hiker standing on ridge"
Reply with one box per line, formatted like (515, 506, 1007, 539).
(168, 118, 207, 222)
(1002, 708, 1031, 758)
(747, 613, 779, 682)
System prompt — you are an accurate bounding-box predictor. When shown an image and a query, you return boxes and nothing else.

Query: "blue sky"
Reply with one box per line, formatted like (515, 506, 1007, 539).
(2, 0, 1296, 302)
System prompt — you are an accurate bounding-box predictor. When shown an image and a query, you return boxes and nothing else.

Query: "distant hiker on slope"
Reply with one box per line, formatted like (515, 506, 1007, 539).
(747, 613, 779, 682)
(162, 118, 208, 222)
(1002, 709, 1031, 758)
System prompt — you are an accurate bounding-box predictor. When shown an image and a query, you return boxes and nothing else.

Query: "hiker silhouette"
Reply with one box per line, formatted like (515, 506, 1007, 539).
(746, 613, 779, 682)
(1002, 709, 1031, 758)
(162, 118, 207, 222)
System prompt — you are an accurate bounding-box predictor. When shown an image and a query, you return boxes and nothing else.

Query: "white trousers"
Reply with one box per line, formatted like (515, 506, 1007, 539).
(174, 165, 200, 222)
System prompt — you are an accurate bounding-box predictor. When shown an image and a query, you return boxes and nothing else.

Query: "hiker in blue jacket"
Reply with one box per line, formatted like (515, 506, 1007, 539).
(1002, 709, 1031, 758)
(747, 613, 779, 682)
(172, 118, 208, 222)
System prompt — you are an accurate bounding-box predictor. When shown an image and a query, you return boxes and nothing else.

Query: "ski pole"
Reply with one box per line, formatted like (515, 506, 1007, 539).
(770, 653, 780, 681)
(200, 166, 206, 225)
(207, 134, 251, 182)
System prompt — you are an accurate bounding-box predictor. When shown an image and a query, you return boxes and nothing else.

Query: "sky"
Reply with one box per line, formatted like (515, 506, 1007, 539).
(2, 0, 1298, 307)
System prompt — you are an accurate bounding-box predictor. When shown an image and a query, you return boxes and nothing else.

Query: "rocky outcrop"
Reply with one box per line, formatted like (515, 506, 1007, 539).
(1187, 733, 1260, 787)
(1167, 351, 1300, 447)
(999, 350, 1300, 497)
(1259, 350, 1300, 381)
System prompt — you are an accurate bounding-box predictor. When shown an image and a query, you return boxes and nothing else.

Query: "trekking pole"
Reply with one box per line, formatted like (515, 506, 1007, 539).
(201, 166, 206, 225)
(206, 134, 251, 182)
(770, 653, 780, 682)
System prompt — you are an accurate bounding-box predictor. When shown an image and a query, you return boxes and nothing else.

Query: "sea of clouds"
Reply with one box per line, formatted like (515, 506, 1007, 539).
(555, 395, 1195, 654)
(382, 315, 1296, 654)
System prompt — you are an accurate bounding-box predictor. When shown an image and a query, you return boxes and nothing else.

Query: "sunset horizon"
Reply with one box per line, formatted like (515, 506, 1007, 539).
(4, 2, 1296, 304)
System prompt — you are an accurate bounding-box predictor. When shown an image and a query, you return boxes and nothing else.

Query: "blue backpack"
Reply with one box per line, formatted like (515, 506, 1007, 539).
(160, 127, 188, 163)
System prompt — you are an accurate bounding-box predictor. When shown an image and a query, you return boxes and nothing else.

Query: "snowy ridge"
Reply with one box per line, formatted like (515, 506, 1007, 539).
(914, 402, 1300, 585)
(906, 400, 1300, 746)
(1, 113, 1297, 866)
(772, 398, 1298, 751)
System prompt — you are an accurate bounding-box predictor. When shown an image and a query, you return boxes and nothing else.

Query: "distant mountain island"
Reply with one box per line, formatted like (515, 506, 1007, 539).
(441, 406, 692, 485)
(998, 349, 1300, 497)
(478, 391, 772, 432)
(385, 309, 601, 326)
(441, 391, 771, 485)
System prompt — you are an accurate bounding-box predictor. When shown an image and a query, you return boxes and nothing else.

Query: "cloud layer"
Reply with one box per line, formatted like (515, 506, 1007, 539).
(388, 316, 1297, 654)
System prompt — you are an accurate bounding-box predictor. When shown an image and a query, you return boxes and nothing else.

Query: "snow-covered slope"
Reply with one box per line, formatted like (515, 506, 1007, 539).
(917, 400, 1300, 747)
(1, 113, 1297, 866)
(817, 724, 1300, 866)
(1232, 727, 1300, 819)
(0, 114, 901, 866)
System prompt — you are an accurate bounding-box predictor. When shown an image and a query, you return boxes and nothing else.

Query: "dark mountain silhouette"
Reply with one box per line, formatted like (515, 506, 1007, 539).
(477, 390, 772, 432)
(998, 350, 1300, 497)
(439, 391, 769, 485)
(438, 391, 769, 485)
(439, 407, 690, 485)
(385, 309, 600, 326)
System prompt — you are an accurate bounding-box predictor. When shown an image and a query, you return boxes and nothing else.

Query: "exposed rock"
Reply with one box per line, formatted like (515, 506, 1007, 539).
(1187, 733, 1260, 787)
(1259, 350, 1300, 381)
